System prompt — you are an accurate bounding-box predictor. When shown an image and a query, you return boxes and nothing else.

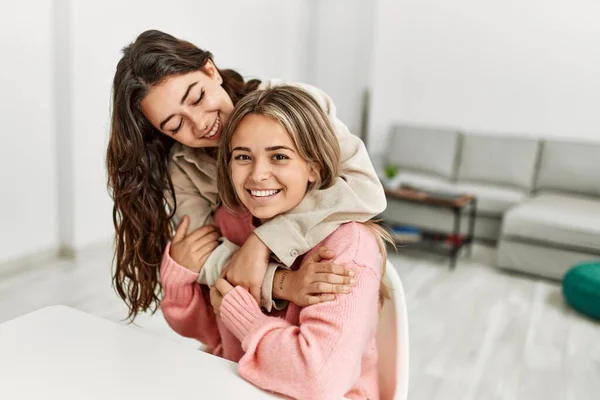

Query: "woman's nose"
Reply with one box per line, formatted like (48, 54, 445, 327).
(191, 112, 209, 135)
(251, 159, 271, 181)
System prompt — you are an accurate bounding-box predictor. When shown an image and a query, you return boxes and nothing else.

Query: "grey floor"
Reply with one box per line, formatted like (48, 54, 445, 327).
(1, 241, 598, 400)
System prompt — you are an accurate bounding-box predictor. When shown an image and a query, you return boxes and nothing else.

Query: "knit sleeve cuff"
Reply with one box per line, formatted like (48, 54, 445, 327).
(160, 243, 201, 302)
(220, 286, 266, 342)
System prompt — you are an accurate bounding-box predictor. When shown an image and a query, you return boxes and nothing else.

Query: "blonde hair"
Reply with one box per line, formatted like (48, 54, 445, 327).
(216, 85, 394, 305)
(217, 85, 339, 211)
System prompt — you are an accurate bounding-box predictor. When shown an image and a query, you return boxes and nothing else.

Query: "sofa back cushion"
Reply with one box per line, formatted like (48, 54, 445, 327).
(535, 140, 600, 197)
(456, 134, 540, 190)
(387, 124, 460, 179)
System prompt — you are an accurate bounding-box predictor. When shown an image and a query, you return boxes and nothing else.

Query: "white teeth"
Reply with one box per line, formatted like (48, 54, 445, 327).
(250, 189, 280, 197)
(205, 116, 220, 138)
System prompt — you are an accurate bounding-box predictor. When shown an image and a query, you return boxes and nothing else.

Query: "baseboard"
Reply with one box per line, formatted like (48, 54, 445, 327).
(0, 238, 114, 277)
(72, 237, 114, 259)
(57, 245, 76, 259)
(0, 247, 61, 278)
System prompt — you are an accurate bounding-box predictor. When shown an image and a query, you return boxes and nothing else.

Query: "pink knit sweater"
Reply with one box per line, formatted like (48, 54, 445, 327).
(160, 209, 382, 400)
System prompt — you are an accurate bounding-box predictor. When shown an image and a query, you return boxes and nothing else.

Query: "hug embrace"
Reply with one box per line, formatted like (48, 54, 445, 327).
(107, 29, 393, 399)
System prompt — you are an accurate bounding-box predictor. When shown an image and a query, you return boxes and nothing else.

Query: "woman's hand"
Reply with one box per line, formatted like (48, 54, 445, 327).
(274, 247, 356, 307)
(210, 278, 235, 315)
(170, 215, 220, 273)
(223, 233, 270, 304)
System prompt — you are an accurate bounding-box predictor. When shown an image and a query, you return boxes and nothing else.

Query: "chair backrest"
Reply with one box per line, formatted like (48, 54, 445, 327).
(377, 260, 410, 400)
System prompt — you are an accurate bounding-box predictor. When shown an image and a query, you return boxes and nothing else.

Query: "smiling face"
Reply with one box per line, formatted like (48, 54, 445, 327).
(140, 60, 234, 148)
(230, 114, 318, 223)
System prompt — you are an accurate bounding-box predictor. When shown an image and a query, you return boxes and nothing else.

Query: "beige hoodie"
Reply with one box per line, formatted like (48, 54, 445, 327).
(167, 80, 386, 309)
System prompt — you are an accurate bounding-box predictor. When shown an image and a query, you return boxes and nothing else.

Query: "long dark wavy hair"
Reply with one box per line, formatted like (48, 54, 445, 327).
(106, 29, 260, 320)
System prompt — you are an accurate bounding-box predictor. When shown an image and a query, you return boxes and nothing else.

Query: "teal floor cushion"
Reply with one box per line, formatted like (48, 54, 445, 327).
(563, 261, 600, 320)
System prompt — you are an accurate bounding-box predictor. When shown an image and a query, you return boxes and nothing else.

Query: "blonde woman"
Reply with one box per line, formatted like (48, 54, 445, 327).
(160, 86, 392, 399)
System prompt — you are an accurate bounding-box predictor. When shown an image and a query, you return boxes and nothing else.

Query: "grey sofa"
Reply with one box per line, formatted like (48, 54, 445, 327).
(497, 140, 600, 279)
(379, 123, 600, 280)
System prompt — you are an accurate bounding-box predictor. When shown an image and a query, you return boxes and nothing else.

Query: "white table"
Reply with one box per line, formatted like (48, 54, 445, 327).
(0, 305, 279, 399)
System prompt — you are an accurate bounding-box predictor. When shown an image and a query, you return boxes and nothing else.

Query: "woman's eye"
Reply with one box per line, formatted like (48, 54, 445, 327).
(234, 154, 251, 161)
(272, 154, 289, 161)
(192, 89, 205, 106)
(171, 120, 184, 135)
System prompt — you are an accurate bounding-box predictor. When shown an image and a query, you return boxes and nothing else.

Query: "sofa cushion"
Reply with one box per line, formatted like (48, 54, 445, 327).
(535, 140, 600, 197)
(453, 182, 529, 216)
(501, 193, 600, 252)
(387, 124, 460, 179)
(457, 134, 539, 190)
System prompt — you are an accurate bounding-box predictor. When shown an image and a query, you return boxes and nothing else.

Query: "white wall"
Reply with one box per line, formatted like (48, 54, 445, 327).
(0, 0, 315, 263)
(9, 0, 598, 263)
(311, 0, 376, 137)
(368, 0, 600, 156)
(0, 0, 58, 262)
